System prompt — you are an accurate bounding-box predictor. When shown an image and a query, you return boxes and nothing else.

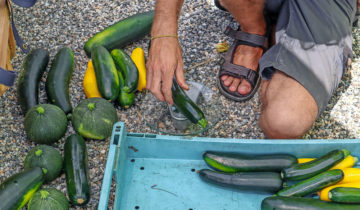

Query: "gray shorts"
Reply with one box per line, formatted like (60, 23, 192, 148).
(259, 0, 357, 115)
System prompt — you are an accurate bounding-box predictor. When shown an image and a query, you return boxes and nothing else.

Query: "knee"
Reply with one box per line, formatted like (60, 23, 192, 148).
(259, 102, 316, 139)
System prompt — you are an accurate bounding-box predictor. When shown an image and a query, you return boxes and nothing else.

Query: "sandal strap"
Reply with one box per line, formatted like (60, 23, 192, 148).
(224, 26, 268, 50)
(219, 63, 259, 88)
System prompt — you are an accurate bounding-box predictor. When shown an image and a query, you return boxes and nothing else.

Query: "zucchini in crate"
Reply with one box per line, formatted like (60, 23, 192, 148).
(64, 134, 90, 205)
(172, 78, 207, 128)
(198, 169, 284, 193)
(45, 47, 74, 114)
(329, 187, 360, 204)
(17, 48, 49, 114)
(91, 45, 119, 101)
(281, 149, 350, 181)
(276, 169, 344, 197)
(203, 151, 297, 172)
(261, 196, 360, 210)
(0, 167, 44, 210)
(84, 11, 154, 56)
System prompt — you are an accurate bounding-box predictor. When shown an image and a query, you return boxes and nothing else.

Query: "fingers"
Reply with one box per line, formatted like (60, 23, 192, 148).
(146, 62, 153, 90)
(161, 69, 174, 106)
(150, 66, 165, 102)
(175, 59, 188, 90)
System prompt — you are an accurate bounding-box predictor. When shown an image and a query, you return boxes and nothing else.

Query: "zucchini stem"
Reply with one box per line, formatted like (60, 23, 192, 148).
(36, 106, 45, 114)
(342, 149, 351, 158)
(35, 149, 43, 156)
(197, 118, 208, 129)
(40, 190, 49, 199)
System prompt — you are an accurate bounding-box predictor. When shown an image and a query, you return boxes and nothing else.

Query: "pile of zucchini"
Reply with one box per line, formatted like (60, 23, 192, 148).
(199, 149, 360, 209)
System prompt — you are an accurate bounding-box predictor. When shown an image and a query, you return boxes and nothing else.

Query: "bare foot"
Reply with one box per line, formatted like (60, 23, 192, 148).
(221, 44, 264, 95)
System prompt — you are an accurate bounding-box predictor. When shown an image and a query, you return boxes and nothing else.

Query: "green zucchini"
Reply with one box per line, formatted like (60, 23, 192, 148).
(111, 49, 139, 93)
(281, 149, 350, 181)
(276, 169, 344, 197)
(91, 45, 120, 101)
(17, 48, 49, 114)
(172, 78, 207, 128)
(261, 196, 360, 210)
(0, 167, 44, 210)
(118, 90, 135, 109)
(329, 187, 360, 203)
(198, 169, 284, 193)
(45, 47, 74, 114)
(203, 151, 297, 173)
(84, 11, 154, 56)
(64, 134, 90, 205)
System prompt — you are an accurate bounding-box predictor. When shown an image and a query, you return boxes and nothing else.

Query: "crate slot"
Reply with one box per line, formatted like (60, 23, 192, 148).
(127, 133, 145, 137)
(113, 134, 120, 145)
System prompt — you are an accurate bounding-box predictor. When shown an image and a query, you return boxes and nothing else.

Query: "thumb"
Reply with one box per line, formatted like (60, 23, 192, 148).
(175, 61, 189, 90)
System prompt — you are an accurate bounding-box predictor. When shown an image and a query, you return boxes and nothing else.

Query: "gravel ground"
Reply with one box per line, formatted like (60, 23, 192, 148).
(0, 0, 359, 209)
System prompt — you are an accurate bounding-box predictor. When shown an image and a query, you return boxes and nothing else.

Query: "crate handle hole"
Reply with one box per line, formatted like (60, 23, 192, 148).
(191, 169, 195, 172)
(135, 206, 140, 209)
(131, 159, 135, 163)
(140, 166, 145, 170)
(189, 208, 193, 210)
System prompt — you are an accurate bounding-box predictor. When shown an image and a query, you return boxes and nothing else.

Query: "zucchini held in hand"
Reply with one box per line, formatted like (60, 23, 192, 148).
(172, 78, 207, 128)
(261, 196, 360, 210)
(281, 149, 350, 181)
(198, 169, 284, 193)
(203, 151, 297, 172)
(276, 169, 344, 197)
(17, 48, 49, 114)
(45, 47, 74, 114)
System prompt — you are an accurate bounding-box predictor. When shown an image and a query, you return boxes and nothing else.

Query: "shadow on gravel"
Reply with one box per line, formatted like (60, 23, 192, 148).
(305, 65, 355, 139)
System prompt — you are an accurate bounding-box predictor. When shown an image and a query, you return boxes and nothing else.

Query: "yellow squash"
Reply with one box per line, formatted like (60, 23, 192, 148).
(338, 168, 360, 184)
(83, 60, 102, 98)
(297, 155, 358, 170)
(131, 47, 146, 91)
(319, 182, 360, 201)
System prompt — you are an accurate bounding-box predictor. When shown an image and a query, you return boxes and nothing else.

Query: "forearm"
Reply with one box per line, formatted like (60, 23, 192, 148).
(151, 0, 184, 36)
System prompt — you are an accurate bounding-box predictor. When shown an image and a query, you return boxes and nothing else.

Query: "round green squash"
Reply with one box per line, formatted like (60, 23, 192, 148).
(72, 98, 118, 140)
(24, 104, 68, 144)
(24, 145, 63, 183)
(28, 188, 69, 210)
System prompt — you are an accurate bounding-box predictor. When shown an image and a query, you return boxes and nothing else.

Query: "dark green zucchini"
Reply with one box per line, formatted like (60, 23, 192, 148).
(91, 45, 120, 101)
(45, 47, 74, 114)
(0, 167, 44, 210)
(198, 169, 284, 193)
(281, 149, 350, 181)
(17, 48, 49, 114)
(84, 11, 154, 56)
(329, 187, 360, 203)
(172, 78, 207, 128)
(64, 134, 90, 205)
(276, 169, 344, 197)
(111, 49, 139, 93)
(203, 151, 297, 173)
(261, 196, 360, 210)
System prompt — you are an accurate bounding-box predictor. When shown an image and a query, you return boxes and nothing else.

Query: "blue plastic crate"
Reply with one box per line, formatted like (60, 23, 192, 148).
(98, 122, 360, 210)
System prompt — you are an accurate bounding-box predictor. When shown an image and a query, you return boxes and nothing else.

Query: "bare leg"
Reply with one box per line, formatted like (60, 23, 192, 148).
(219, 0, 266, 94)
(259, 71, 318, 139)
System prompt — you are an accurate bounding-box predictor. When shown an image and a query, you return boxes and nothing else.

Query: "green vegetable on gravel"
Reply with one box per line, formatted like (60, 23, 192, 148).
(24, 104, 68, 144)
(28, 188, 69, 210)
(24, 145, 63, 183)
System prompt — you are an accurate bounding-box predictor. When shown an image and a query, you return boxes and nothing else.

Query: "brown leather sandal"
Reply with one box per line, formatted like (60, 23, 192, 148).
(217, 26, 268, 102)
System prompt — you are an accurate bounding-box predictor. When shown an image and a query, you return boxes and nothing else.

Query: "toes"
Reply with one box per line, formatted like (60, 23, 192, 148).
(238, 79, 251, 95)
(221, 75, 228, 81)
(229, 78, 240, 92)
(224, 76, 234, 86)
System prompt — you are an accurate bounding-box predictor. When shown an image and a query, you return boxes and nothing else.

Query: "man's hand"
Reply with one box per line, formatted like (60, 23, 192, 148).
(146, 37, 188, 106)
(146, 0, 187, 105)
